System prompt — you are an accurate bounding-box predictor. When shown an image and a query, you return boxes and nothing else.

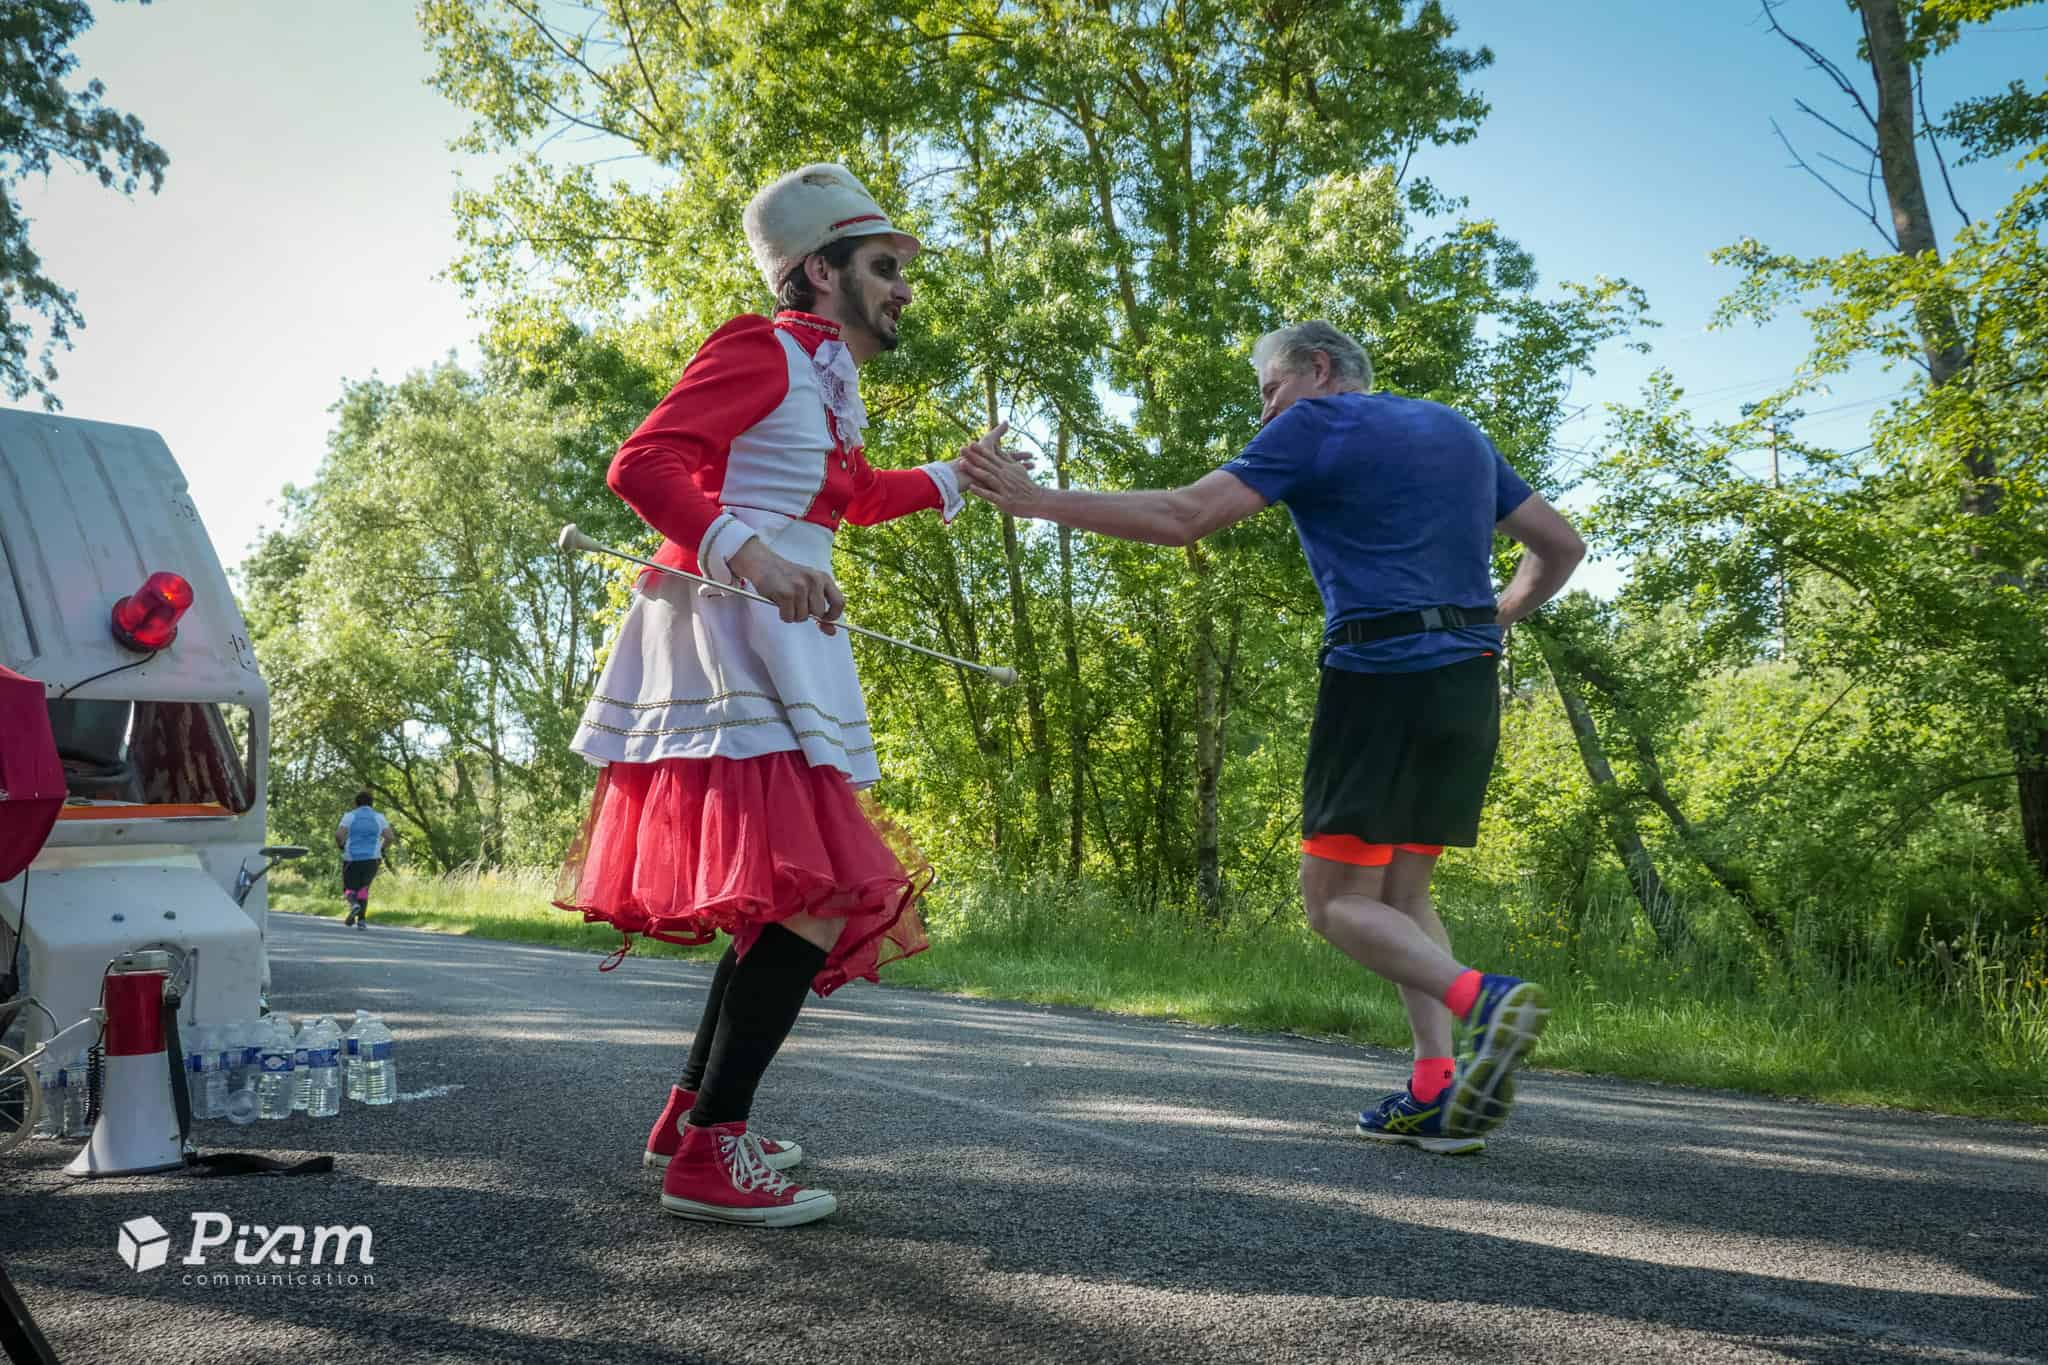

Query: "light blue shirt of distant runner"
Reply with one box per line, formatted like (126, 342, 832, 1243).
(338, 808, 390, 862)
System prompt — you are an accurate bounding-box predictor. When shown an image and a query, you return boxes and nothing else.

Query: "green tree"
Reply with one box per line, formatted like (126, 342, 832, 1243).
(1710, 0, 2048, 881)
(417, 0, 1644, 923)
(0, 0, 166, 408)
(241, 359, 636, 872)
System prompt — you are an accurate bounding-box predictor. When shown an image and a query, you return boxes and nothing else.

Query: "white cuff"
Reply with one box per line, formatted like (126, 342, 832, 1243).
(921, 460, 966, 525)
(698, 513, 753, 587)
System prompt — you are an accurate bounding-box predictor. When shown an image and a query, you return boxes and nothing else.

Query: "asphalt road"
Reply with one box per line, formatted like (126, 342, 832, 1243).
(2, 912, 2044, 1365)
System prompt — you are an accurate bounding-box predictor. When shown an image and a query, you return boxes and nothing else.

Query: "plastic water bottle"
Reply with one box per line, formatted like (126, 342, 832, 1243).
(217, 1026, 240, 1093)
(221, 1020, 261, 1125)
(257, 1017, 295, 1120)
(61, 1050, 92, 1137)
(181, 1026, 206, 1118)
(239, 1020, 264, 1086)
(204, 1025, 231, 1120)
(307, 1021, 342, 1119)
(33, 1058, 65, 1139)
(189, 1025, 223, 1121)
(357, 1015, 396, 1106)
(290, 1018, 315, 1111)
(222, 1021, 259, 1126)
(344, 1009, 369, 1101)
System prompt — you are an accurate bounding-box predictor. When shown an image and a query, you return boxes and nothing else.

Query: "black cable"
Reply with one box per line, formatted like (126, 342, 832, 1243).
(84, 1038, 102, 1128)
(54, 651, 158, 700)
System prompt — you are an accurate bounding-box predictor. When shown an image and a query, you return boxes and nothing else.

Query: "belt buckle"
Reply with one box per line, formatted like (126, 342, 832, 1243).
(1419, 607, 1445, 631)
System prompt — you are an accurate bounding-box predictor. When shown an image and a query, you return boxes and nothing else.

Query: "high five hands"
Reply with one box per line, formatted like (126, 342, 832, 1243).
(730, 421, 1036, 634)
(955, 421, 1043, 516)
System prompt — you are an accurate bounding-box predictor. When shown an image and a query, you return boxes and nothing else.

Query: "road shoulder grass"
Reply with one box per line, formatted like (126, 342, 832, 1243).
(268, 872, 2048, 1126)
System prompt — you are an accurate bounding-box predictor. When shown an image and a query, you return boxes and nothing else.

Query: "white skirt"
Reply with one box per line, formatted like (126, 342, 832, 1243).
(570, 509, 880, 787)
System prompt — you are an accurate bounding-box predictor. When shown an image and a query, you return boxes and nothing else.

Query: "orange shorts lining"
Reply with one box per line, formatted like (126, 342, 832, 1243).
(1300, 834, 1444, 867)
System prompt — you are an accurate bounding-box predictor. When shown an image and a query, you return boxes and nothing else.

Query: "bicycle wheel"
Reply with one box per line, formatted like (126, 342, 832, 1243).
(0, 1045, 38, 1156)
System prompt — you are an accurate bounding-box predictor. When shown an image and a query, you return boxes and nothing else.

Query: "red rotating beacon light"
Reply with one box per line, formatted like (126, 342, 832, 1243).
(109, 571, 194, 652)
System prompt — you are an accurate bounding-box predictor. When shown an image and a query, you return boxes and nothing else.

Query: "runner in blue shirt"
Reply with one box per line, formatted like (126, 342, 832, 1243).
(960, 320, 1585, 1152)
(334, 790, 394, 930)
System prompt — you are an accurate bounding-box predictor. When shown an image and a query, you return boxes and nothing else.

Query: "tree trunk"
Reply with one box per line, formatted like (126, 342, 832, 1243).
(1860, 2, 1987, 507)
(1149, 685, 1180, 913)
(988, 375, 1055, 860)
(1625, 727, 1781, 946)
(2010, 715, 2048, 883)
(1533, 630, 1686, 950)
(486, 656, 505, 866)
(1562, 640, 1783, 945)
(1857, 0, 2045, 879)
(1055, 427, 1087, 881)
(1187, 542, 1236, 925)
(934, 528, 1007, 858)
(1192, 602, 1223, 923)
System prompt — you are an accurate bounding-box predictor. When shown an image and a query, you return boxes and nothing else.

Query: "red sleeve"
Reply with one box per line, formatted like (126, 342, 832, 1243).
(842, 449, 943, 526)
(607, 316, 788, 547)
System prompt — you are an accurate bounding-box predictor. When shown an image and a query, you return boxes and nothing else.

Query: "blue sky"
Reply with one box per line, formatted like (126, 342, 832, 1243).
(16, 1, 2046, 577)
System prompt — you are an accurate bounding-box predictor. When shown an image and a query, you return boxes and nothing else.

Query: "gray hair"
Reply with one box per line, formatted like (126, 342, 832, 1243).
(1249, 321, 1372, 391)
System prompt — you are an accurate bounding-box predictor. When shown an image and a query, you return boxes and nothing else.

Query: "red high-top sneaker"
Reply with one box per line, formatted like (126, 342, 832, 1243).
(644, 1086, 803, 1170)
(660, 1120, 837, 1228)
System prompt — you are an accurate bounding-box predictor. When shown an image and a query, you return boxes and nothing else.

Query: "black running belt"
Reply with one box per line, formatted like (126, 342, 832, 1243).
(1323, 605, 1498, 649)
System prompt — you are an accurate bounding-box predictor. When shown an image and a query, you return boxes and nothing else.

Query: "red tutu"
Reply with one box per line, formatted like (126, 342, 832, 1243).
(554, 752, 931, 995)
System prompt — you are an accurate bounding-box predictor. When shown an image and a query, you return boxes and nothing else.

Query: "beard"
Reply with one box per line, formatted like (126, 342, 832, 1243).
(853, 278, 900, 352)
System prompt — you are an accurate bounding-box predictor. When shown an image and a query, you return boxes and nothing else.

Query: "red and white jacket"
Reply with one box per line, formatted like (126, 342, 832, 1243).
(608, 310, 961, 585)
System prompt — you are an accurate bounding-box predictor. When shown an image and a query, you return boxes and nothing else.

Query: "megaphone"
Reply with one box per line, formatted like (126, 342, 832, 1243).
(66, 960, 186, 1178)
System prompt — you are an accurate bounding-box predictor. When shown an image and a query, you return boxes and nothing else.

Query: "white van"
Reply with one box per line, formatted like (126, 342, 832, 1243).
(0, 410, 282, 1056)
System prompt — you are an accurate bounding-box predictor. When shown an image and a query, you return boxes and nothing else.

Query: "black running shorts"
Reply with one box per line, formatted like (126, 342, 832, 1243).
(1300, 653, 1501, 848)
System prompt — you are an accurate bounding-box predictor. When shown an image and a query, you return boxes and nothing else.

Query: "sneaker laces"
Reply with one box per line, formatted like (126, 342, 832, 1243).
(717, 1131, 794, 1196)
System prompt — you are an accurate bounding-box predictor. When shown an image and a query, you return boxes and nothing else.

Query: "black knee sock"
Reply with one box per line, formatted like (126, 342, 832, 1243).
(678, 945, 740, 1093)
(689, 925, 826, 1128)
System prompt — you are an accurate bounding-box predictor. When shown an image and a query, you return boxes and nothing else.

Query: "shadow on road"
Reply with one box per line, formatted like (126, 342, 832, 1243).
(2, 917, 2040, 1365)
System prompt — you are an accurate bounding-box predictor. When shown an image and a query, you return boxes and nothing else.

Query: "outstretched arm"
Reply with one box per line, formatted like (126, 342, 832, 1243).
(960, 447, 1267, 547)
(1494, 495, 1586, 626)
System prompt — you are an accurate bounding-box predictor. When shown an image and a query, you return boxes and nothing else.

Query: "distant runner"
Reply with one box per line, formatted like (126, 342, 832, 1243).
(335, 789, 393, 930)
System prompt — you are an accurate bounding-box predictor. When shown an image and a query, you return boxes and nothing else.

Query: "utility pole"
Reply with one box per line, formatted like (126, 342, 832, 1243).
(1742, 402, 1801, 660)
(1765, 418, 1788, 659)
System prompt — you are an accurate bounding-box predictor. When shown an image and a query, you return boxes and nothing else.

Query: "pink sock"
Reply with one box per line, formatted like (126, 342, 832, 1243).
(1410, 1057, 1455, 1103)
(1443, 969, 1483, 1020)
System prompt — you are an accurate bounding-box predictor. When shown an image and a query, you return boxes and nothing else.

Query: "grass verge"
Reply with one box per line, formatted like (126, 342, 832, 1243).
(270, 868, 2048, 1125)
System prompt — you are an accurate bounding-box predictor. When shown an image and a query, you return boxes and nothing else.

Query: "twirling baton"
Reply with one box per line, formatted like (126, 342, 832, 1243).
(558, 524, 1019, 687)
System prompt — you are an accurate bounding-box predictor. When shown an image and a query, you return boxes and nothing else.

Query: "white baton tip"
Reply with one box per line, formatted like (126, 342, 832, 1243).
(987, 666, 1019, 687)
(557, 523, 580, 551)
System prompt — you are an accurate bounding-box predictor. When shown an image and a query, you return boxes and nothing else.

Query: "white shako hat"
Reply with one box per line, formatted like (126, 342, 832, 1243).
(743, 163, 922, 297)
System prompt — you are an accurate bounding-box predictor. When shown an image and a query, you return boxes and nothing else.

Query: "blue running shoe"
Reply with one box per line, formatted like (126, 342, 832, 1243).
(1356, 1088, 1486, 1155)
(1444, 975, 1550, 1137)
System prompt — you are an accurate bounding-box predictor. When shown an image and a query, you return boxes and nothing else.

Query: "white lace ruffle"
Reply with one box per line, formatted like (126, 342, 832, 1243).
(810, 339, 868, 447)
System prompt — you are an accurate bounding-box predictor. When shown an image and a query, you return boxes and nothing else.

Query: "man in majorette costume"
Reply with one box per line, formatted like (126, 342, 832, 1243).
(557, 164, 1008, 1228)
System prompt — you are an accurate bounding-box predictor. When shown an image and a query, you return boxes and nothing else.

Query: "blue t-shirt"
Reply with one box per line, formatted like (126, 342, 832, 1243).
(1220, 392, 1533, 674)
(338, 807, 390, 862)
